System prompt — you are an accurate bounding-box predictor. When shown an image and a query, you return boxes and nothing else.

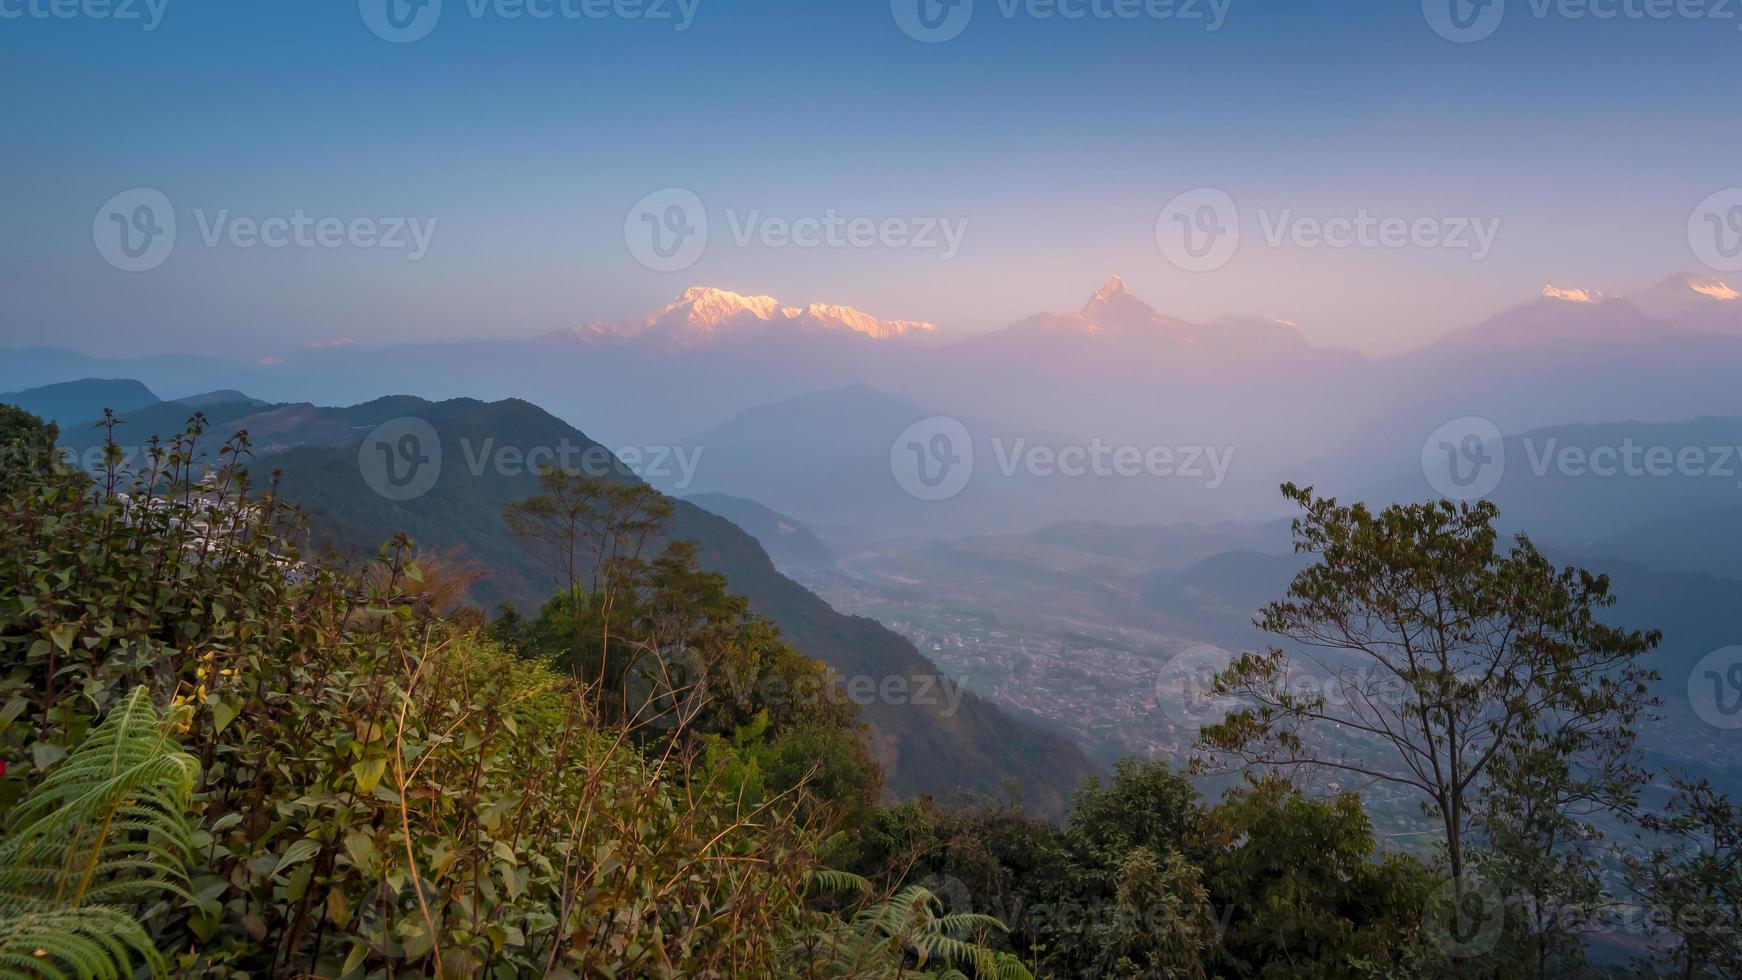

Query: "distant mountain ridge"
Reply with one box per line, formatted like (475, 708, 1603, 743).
(684, 493, 835, 572)
(12, 271, 1742, 539)
(967, 275, 1324, 359)
(1438, 272, 1742, 349)
(0, 378, 160, 429)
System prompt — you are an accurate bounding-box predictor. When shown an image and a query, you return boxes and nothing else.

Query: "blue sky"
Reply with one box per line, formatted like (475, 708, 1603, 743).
(3, 0, 1739, 357)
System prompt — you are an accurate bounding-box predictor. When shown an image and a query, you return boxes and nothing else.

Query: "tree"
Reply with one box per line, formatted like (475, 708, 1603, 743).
(502, 467, 671, 697)
(1473, 736, 1634, 979)
(1196, 484, 1659, 897)
(1090, 847, 1219, 980)
(1625, 775, 1742, 979)
(1199, 777, 1436, 979)
(0, 406, 60, 498)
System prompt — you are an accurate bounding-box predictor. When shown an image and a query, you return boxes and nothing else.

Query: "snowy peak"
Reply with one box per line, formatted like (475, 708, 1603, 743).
(1657, 272, 1739, 302)
(662, 286, 784, 327)
(980, 278, 1316, 360)
(1078, 274, 1168, 329)
(1084, 275, 1132, 307)
(797, 303, 935, 339)
(1541, 284, 1607, 304)
(573, 287, 936, 346)
(1629, 272, 1742, 331)
(1443, 274, 1742, 350)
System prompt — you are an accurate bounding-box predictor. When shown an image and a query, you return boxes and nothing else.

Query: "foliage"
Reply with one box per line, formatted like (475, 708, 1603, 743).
(500, 473, 882, 819)
(0, 420, 866, 976)
(0, 407, 59, 499)
(5, 414, 1724, 980)
(1198, 777, 1438, 979)
(848, 761, 1442, 980)
(1473, 741, 1621, 979)
(501, 465, 670, 695)
(0, 686, 199, 979)
(1089, 846, 1219, 979)
(1625, 775, 1742, 979)
(1196, 483, 1660, 893)
(786, 876, 1036, 980)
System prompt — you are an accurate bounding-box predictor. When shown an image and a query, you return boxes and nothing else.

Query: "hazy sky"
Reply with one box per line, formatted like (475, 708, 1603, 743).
(3, 0, 1738, 359)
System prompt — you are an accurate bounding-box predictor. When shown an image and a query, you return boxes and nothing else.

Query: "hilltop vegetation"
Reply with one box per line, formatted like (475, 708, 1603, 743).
(25, 385, 1100, 814)
(0, 406, 1738, 978)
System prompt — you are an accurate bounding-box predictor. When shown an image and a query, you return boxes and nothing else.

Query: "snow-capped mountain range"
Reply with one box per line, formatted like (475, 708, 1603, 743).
(564, 286, 937, 347)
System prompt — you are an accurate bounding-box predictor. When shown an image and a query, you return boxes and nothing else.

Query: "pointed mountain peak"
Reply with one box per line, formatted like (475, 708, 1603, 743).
(1080, 275, 1156, 319)
(1088, 275, 1131, 304)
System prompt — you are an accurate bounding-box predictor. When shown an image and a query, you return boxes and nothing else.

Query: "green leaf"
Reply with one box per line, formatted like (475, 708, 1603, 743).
(351, 757, 387, 794)
(0, 695, 29, 728)
(211, 698, 241, 734)
(273, 838, 322, 876)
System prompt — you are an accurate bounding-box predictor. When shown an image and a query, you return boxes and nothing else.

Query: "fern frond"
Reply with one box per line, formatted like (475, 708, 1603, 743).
(787, 880, 1030, 980)
(0, 687, 199, 979)
(0, 906, 166, 979)
(807, 867, 873, 896)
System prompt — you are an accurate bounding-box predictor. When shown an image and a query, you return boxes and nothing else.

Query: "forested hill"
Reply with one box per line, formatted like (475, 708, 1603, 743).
(70, 392, 1097, 814)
